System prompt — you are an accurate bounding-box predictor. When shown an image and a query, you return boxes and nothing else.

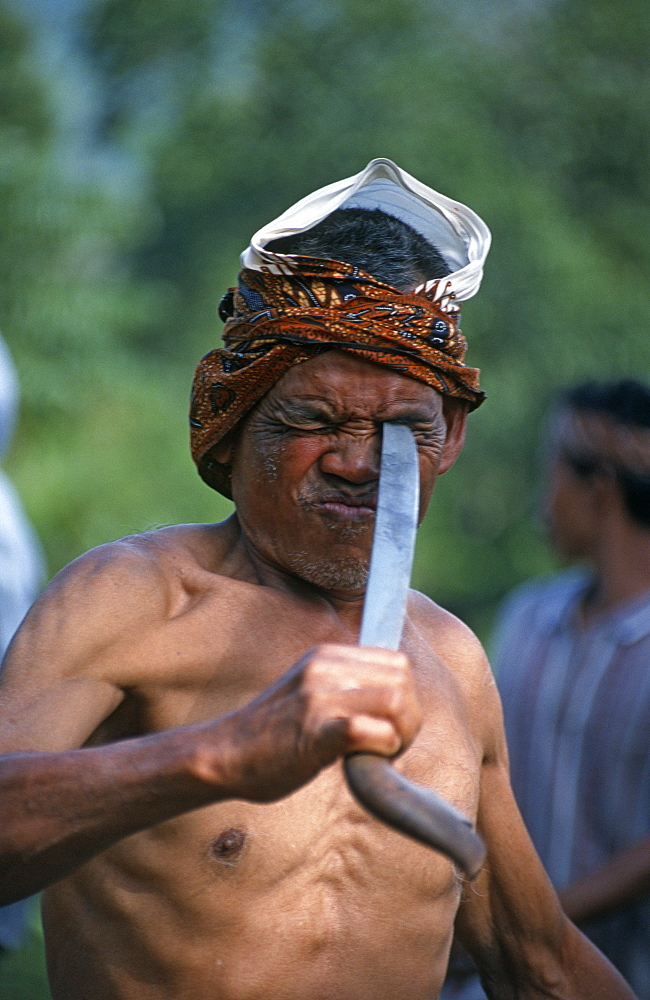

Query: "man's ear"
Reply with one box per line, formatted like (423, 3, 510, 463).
(438, 398, 468, 475)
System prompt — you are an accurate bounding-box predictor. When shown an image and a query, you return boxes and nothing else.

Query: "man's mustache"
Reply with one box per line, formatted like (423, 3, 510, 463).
(298, 485, 378, 510)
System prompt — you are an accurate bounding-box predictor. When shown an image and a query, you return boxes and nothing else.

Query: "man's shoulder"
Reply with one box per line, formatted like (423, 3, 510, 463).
(55, 520, 235, 588)
(408, 591, 502, 757)
(408, 590, 489, 676)
(22, 521, 238, 643)
(497, 568, 587, 628)
(488, 569, 589, 675)
(409, 588, 479, 636)
(4, 521, 240, 685)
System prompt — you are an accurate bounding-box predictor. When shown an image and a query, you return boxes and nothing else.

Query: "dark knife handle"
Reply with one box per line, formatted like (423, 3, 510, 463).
(344, 753, 485, 879)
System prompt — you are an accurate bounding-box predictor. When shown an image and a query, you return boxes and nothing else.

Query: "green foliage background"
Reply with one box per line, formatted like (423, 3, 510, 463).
(1, 0, 649, 994)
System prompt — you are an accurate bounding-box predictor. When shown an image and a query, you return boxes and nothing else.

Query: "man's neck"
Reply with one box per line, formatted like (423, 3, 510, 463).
(234, 518, 368, 629)
(582, 522, 650, 619)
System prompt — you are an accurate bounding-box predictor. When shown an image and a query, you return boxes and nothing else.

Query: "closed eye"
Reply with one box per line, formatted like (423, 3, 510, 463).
(275, 401, 339, 432)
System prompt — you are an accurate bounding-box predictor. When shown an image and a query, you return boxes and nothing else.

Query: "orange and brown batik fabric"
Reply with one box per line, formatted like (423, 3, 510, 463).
(190, 256, 485, 497)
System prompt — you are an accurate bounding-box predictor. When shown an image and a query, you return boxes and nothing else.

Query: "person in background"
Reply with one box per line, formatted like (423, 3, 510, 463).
(444, 378, 650, 999)
(0, 334, 45, 960)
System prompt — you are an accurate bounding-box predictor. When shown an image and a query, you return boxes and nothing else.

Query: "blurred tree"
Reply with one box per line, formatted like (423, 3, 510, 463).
(470, 0, 650, 263)
(80, 0, 650, 631)
(0, 1, 232, 575)
(5, 0, 650, 632)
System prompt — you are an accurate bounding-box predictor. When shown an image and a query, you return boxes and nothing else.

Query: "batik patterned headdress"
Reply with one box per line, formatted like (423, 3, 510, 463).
(190, 158, 491, 497)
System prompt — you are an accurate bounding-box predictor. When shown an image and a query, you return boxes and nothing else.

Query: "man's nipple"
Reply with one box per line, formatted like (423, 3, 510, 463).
(209, 827, 247, 867)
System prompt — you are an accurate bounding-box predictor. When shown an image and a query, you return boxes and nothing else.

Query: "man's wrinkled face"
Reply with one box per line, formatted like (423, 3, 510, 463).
(228, 351, 465, 596)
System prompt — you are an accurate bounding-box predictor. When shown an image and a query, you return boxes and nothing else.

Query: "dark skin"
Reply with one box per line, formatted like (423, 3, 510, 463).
(0, 353, 636, 999)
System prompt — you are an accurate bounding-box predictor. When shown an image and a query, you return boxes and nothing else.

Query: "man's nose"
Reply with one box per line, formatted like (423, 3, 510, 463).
(319, 432, 381, 483)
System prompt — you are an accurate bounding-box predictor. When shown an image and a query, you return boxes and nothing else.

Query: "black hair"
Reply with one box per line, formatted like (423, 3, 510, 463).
(559, 379, 650, 528)
(265, 207, 450, 291)
(561, 379, 650, 429)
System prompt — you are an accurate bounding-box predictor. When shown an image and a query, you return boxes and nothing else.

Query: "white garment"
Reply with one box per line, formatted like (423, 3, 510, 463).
(241, 158, 491, 307)
(0, 470, 44, 653)
(0, 335, 45, 950)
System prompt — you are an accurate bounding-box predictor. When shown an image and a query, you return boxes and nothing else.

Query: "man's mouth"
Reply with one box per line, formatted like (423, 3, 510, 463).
(316, 494, 377, 522)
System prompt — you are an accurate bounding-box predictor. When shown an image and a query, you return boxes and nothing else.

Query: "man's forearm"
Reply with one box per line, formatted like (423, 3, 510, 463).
(478, 917, 637, 1000)
(556, 918, 638, 999)
(560, 838, 650, 925)
(0, 727, 226, 905)
(0, 643, 421, 904)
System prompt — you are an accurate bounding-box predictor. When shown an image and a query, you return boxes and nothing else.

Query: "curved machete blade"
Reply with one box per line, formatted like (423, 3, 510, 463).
(344, 422, 485, 879)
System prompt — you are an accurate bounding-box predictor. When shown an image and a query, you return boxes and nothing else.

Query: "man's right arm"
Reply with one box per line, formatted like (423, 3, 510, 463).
(559, 838, 650, 925)
(0, 542, 421, 905)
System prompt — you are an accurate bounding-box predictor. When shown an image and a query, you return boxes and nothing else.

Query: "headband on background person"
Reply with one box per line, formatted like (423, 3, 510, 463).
(558, 408, 650, 478)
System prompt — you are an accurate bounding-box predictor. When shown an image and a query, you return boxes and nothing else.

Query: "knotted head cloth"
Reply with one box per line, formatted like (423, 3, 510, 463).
(556, 408, 650, 480)
(190, 158, 491, 498)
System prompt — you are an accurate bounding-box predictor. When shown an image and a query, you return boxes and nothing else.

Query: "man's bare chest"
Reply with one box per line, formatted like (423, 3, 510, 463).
(92, 577, 481, 822)
(93, 751, 468, 921)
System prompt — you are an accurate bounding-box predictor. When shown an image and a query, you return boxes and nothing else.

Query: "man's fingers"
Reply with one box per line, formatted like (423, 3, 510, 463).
(215, 642, 423, 803)
(315, 715, 400, 760)
(300, 645, 423, 760)
(301, 644, 414, 696)
(310, 643, 410, 670)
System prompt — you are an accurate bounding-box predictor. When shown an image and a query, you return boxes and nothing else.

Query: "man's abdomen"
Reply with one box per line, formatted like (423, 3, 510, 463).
(42, 770, 461, 1000)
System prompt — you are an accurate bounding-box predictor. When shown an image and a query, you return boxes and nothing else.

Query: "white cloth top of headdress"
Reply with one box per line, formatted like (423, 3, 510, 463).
(241, 157, 491, 305)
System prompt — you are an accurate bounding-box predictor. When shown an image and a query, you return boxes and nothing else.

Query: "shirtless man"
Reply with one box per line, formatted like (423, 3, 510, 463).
(0, 159, 636, 1000)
